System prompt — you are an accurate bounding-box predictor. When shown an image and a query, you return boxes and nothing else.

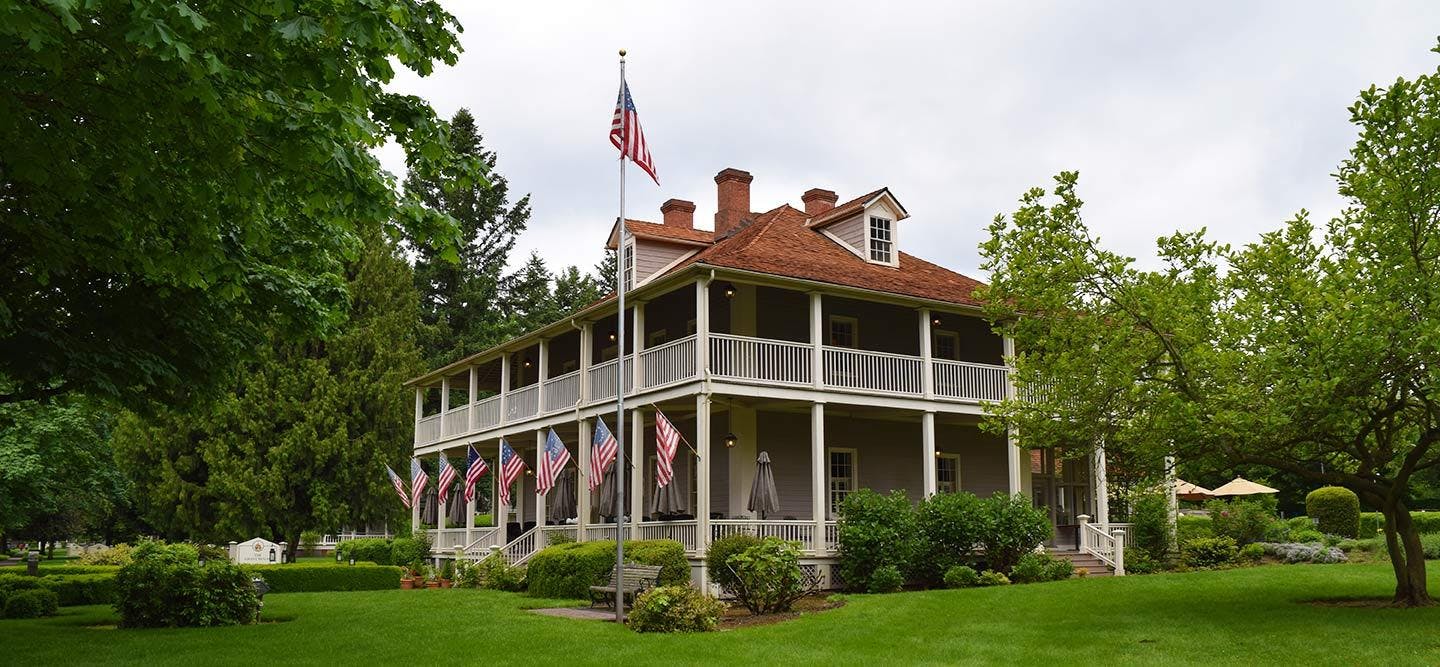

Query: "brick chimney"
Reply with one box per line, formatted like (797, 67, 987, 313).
(802, 188, 838, 216)
(660, 199, 696, 229)
(713, 168, 753, 236)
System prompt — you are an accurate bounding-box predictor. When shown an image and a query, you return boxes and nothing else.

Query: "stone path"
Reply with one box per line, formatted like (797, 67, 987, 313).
(529, 607, 622, 622)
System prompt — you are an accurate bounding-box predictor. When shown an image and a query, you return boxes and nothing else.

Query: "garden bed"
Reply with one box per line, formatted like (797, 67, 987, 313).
(716, 594, 844, 630)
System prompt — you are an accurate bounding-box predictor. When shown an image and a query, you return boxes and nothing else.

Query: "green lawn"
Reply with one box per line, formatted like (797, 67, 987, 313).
(3, 562, 1439, 665)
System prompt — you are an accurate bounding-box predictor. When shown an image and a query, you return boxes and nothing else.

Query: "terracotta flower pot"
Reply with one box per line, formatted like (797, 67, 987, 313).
(439, 578, 452, 589)
(425, 580, 441, 589)
(400, 577, 415, 590)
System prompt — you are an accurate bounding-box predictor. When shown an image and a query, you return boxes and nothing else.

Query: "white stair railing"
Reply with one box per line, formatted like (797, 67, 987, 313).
(460, 527, 502, 557)
(499, 527, 539, 565)
(1077, 515, 1125, 575)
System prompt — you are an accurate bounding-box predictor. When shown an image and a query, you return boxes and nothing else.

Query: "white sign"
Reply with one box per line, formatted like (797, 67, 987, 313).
(231, 538, 284, 565)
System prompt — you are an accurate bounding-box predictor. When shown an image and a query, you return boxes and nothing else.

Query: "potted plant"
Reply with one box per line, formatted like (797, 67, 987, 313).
(423, 564, 441, 589)
(439, 560, 455, 588)
(400, 568, 416, 590)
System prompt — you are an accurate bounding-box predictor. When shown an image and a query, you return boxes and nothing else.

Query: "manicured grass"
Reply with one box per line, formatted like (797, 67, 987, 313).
(3, 562, 1439, 665)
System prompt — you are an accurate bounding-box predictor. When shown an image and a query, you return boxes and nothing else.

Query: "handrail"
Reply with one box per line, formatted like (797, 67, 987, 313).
(501, 527, 539, 565)
(1079, 519, 1125, 575)
(463, 527, 501, 553)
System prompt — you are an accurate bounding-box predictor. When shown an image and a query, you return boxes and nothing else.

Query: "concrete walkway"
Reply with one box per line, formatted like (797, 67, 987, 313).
(529, 607, 622, 622)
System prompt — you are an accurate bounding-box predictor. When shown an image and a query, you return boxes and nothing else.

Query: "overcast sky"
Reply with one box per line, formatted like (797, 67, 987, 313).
(375, 1, 1440, 280)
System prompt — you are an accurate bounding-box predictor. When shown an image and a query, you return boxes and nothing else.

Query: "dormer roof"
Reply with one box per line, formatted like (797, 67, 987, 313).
(805, 187, 909, 229)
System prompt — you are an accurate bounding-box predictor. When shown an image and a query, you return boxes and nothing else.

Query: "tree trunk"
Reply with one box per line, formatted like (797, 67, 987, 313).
(1382, 500, 1434, 607)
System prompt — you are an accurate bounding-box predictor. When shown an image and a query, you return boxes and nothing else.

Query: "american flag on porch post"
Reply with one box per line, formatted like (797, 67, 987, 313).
(498, 439, 526, 507)
(537, 429, 571, 496)
(437, 452, 458, 500)
(386, 465, 411, 508)
(654, 409, 681, 488)
(590, 417, 617, 491)
(409, 458, 428, 507)
(463, 445, 489, 504)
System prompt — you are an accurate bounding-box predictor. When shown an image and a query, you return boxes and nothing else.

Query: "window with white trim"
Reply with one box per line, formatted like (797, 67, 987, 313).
(828, 315, 858, 348)
(622, 241, 636, 292)
(868, 216, 893, 264)
(937, 453, 960, 494)
(828, 448, 858, 517)
(933, 331, 959, 361)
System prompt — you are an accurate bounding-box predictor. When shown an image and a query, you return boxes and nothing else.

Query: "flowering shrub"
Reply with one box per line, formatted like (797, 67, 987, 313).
(724, 537, 816, 613)
(1182, 537, 1238, 568)
(1205, 498, 1276, 545)
(943, 565, 979, 588)
(1256, 542, 1347, 564)
(79, 544, 133, 566)
(976, 570, 1010, 586)
(628, 585, 723, 633)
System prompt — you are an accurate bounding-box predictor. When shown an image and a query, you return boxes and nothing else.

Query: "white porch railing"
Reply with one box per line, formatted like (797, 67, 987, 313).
(824, 521, 838, 551)
(636, 520, 699, 553)
(539, 525, 578, 546)
(711, 519, 820, 552)
(1078, 517, 1125, 575)
(709, 334, 812, 385)
(542, 370, 582, 413)
(932, 360, 1009, 402)
(823, 347, 923, 395)
(456, 527, 503, 559)
(585, 524, 619, 542)
(319, 531, 391, 547)
(473, 394, 502, 431)
(505, 384, 540, 422)
(432, 528, 468, 551)
(415, 414, 441, 446)
(639, 335, 698, 389)
(443, 405, 470, 437)
(586, 357, 633, 404)
(500, 527, 539, 565)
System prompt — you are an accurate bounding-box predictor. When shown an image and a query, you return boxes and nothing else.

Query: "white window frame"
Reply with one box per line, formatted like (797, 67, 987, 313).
(936, 453, 960, 494)
(827, 447, 859, 518)
(828, 315, 859, 349)
(933, 330, 959, 361)
(622, 239, 636, 292)
(868, 216, 895, 265)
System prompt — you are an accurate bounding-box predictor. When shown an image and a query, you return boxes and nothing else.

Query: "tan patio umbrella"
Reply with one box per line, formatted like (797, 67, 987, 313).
(1210, 477, 1279, 497)
(1173, 479, 1214, 502)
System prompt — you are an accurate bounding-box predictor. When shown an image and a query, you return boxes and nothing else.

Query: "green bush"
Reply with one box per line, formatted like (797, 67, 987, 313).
(1129, 492, 1172, 562)
(390, 535, 429, 570)
(1010, 552, 1074, 584)
(131, 539, 200, 565)
(1123, 551, 1163, 574)
(914, 491, 986, 585)
(0, 564, 119, 576)
(725, 538, 811, 614)
(1238, 543, 1265, 564)
(300, 530, 322, 554)
(978, 493, 1052, 574)
(243, 563, 402, 592)
(1413, 513, 1440, 534)
(943, 565, 979, 588)
(471, 554, 526, 592)
(1306, 487, 1360, 538)
(627, 585, 723, 633)
(0, 573, 40, 595)
(1421, 533, 1440, 560)
(1206, 498, 1276, 545)
(867, 564, 904, 593)
(1182, 537, 1238, 568)
(337, 538, 393, 565)
(1176, 515, 1213, 544)
(36, 573, 117, 606)
(526, 540, 688, 599)
(3, 589, 59, 619)
(115, 554, 258, 628)
(836, 489, 918, 593)
(705, 533, 762, 594)
(976, 570, 1010, 586)
(1290, 529, 1324, 544)
(79, 544, 133, 566)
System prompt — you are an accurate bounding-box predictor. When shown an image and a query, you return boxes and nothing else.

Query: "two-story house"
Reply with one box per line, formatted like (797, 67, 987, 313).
(405, 168, 1116, 584)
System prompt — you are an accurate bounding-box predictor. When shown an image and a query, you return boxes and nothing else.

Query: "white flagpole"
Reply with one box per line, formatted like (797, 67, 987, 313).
(614, 47, 628, 624)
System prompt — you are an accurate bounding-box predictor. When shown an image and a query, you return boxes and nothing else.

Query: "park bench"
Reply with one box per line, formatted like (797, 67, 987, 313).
(588, 563, 663, 608)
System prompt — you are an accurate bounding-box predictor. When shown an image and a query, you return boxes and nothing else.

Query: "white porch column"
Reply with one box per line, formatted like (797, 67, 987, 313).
(537, 338, 550, 412)
(579, 323, 593, 404)
(631, 407, 645, 538)
(1003, 334, 1022, 496)
(499, 354, 511, 424)
(919, 308, 934, 400)
(468, 367, 479, 431)
(810, 401, 827, 555)
(413, 387, 424, 446)
(696, 394, 713, 573)
(535, 429, 547, 532)
(695, 278, 710, 377)
(439, 376, 450, 436)
(922, 411, 937, 497)
(577, 419, 592, 542)
(633, 301, 646, 390)
(727, 403, 758, 517)
(1095, 444, 1110, 526)
(809, 293, 824, 389)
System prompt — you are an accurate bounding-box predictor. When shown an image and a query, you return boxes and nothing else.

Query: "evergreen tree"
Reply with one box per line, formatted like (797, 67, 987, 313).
(501, 253, 561, 336)
(405, 109, 530, 367)
(112, 233, 424, 554)
(552, 265, 605, 318)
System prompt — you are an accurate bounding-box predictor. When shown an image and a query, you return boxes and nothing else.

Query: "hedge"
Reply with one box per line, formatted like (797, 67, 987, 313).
(526, 539, 688, 599)
(0, 572, 117, 606)
(0, 564, 120, 576)
(1306, 487, 1360, 538)
(1357, 512, 1440, 536)
(1177, 515, 1214, 543)
(243, 563, 403, 592)
(336, 538, 393, 566)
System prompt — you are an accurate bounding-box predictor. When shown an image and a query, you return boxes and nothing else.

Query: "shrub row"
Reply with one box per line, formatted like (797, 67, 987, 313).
(2, 589, 59, 619)
(0, 572, 118, 606)
(335, 535, 430, 569)
(243, 564, 403, 592)
(0, 564, 120, 576)
(526, 539, 688, 599)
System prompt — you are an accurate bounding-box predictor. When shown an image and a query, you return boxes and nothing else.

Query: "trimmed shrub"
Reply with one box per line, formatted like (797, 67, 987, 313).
(836, 489, 918, 593)
(1238, 543, 1265, 564)
(1176, 515, 1213, 544)
(914, 491, 986, 585)
(1129, 492, 1172, 562)
(628, 585, 723, 633)
(705, 533, 762, 594)
(1206, 498, 1276, 545)
(526, 540, 687, 599)
(300, 530, 321, 554)
(471, 554, 526, 592)
(3, 589, 59, 619)
(943, 565, 979, 588)
(1182, 537, 1238, 568)
(130, 539, 199, 565)
(337, 538, 393, 565)
(0, 573, 40, 595)
(978, 493, 1052, 574)
(976, 570, 1010, 586)
(1413, 513, 1440, 534)
(390, 536, 429, 570)
(0, 564, 119, 576)
(79, 544, 133, 566)
(1289, 529, 1324, 544)
(243, 564, 403, 592)
(725, 538, 813, 614)
(115, 556, 258, 628)
(1421, 533, 1440, 560)
(868, 565, 904, 593)
(36, 573, 117, 606)
(1306, 487, 1360, 538)
(1010, 552, 1073, 584)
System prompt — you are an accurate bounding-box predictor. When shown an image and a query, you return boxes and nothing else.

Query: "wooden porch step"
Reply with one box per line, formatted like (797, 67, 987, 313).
(1048, 549, 1115, 576)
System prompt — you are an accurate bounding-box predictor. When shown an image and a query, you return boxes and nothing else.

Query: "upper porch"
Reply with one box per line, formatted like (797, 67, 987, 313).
(409, 270, 1012, 451)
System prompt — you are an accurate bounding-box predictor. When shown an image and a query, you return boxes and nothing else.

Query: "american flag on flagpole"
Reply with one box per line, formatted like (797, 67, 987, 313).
(611, 80, 658, 185)
(498, 439, 526, 507)
(538, 429, 571, 496)
(386, 465, 411, 508)
(437, 453, 458, 500)
(464, 445, 489, 504)
(410, 458, 429, 506)
(591, 417, 618, 491)
(654, 409, 681, 488)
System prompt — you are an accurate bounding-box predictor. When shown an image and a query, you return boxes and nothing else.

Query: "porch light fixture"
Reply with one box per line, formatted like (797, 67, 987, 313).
(607, 330, 618, 342)
(268, 548, 277, 563)
(720, 282, 736, 299)
(931, 316, 943, 327)
(523, 357, 533, 369)
(935, 450, 944, 458)
(724, 432, 738, 448)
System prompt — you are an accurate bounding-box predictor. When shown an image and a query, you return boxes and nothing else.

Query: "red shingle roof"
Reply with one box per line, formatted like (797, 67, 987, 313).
(607, 219, 715, 249)
(805, 187, 889, 229)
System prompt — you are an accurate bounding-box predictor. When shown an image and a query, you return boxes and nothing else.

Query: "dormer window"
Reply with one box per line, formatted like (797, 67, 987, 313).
(868, 216, 893, 264)
(622, 240, 635, 292)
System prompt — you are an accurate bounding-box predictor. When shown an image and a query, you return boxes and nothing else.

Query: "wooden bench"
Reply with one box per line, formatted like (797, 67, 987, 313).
(588, 563, 663, 608)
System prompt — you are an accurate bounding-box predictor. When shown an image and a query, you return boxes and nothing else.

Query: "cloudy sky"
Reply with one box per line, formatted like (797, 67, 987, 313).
(376, 1, 1440, 279)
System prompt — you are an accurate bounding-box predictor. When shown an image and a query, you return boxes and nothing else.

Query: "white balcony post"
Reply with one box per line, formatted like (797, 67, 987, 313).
(579, 323, 593, 404)
(500, 354, 511, 424)
(537, 338, 550, 411)
(811, 401, 826, 555)
(411, 459, 421, 535)
(1077, 514, 1090, 552)
(468, 367, 479, 431)
(1114, 529, 1126, 576)
(809, 293, 824, 390)
(696, 393, 713, 582)
(439, 376, 450, 435)
(1003, 335, 1022, 496)
(922, 411, 937, 497)
(695, 278, 710, 379)
(414, 387, 424, 446)
(577, 419, 592, 541)
(630, 407, 644, 539)
(1096, 444, 1110, 527)
(633, 301, 646, 390)
(919, 308, 934, 400)
(535, 429, 547, 534)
